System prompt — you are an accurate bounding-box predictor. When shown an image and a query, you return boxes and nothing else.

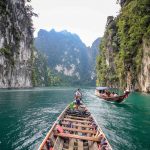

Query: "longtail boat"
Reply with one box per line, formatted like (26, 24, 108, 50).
(95, 87, 130, 103)
(38, 103, 112, 150)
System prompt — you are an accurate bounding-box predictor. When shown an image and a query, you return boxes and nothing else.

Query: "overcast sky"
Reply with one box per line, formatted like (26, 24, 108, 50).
(31, 0, 120, 46)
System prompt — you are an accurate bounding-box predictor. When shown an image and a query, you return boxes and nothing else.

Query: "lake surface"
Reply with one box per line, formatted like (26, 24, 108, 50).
(0, 87, 150, 150)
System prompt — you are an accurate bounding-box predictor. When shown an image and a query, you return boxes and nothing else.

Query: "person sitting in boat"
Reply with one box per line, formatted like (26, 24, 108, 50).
(124, 89, 130, 98)
(114, 93, 118, 97)
(110, 92, 115, 97)
(75, 89, 82, 100)
(74, 89, 82, 108)
(124, 88, 129, 94)
(102, 90, 107, 97)
(102, 90, 110, 97)
(124, 88, 130, 95)
(75, 97, 81, 106)
(106, 91, 111, 97)
(69, 102, 75, 110)
(56, 120, 64, 133)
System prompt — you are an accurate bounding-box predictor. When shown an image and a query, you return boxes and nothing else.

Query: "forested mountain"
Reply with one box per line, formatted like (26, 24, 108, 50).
(32, 49, 61, 86)
(96, 0, 150, 92)
(35, 29, 100, 85)
(0, 0, 35, 88)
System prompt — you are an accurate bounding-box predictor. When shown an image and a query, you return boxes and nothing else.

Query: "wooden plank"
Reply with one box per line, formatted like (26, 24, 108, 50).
(88, 142, 99, 150)
(68, 139, 74, 150)
(62, 122, 94, 128)
(78, 139, 83, 150)
(63, 127, 96, 134)
(54, 133, 100, 142)
(78, 126, 83, 150)
(63, 118, 91, 124)
(65, 115, 91, 120)
(51, 135, 56, 144)
(53, 137, 64, 150)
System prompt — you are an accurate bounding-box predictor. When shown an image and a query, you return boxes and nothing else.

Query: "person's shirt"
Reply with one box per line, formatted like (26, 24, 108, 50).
(114, 93, 118, 97)
(69, 102, 74, 109)
(75, 91, 81, 97)
(110, 93, 114, 97)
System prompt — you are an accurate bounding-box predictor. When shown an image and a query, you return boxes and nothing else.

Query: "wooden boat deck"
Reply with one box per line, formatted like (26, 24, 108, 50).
(38, 103, 112, 150)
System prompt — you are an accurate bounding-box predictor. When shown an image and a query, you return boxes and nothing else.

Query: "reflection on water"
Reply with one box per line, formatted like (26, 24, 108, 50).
(0, 87, 150, 150)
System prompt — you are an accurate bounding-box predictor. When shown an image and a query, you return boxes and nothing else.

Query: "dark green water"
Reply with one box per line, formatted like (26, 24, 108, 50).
(0, 87, 150, 150)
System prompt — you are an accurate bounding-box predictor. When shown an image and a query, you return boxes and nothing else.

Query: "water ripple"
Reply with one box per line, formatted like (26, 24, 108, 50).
(0, 88, 150, 150)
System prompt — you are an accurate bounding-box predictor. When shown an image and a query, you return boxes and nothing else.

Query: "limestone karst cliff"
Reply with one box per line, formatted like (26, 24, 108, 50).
(34, 29, 101, 85)
(96, 0, 150, 92)
(0, 0, 34, 88)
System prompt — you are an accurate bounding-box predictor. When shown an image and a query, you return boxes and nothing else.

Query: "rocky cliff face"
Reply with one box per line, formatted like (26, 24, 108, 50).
(0, 0, 33, 88)
(35, 29, 101, 85)
(137, 40, 150, 92)
(96, 0, 150, 92)
(117, 0, 127, 7)
(35, 29, 91, 85)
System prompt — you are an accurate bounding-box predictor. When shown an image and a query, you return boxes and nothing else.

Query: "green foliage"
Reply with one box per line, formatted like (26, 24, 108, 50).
(0, 0, 35, 67)
(96, 0, 150, 88)
(34, 29, 93, 86)
(116, 0, 150, 84)
(0, 46, 16, 66)
(0, 47, 11, 55)
(31, 49, 62, 87)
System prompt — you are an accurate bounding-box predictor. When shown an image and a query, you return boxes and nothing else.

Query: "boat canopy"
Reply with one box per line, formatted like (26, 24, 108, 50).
(96, 87, 109, 90)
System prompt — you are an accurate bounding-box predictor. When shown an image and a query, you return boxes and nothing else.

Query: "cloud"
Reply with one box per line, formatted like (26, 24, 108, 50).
(31, 0, 120, 46)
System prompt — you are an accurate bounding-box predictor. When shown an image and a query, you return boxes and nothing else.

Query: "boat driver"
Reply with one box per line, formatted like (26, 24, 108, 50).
(75, 89, 82, 100)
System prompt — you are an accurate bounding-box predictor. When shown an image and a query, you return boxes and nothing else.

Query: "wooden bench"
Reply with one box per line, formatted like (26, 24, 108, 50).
(62, 122, 94, 128)
(63, 118, 91, 124)
(65, 115, 91, 120)
(54, 133, 100, 142)
(63, 127, 97, 134)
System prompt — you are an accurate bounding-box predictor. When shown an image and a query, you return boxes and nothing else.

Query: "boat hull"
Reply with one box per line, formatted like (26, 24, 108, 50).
(95, 90, 129, 103)
(38, 103, 112, 150)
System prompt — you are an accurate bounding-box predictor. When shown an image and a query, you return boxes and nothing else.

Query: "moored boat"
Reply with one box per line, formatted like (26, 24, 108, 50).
(95, 87, 130, 103)
(38, 102, 112, 150)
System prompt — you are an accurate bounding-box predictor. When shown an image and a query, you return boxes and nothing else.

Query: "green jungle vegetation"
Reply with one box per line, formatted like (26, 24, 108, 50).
(0, 0, 35, 66)
(96, 0, 150, 88)
(34, 29, 96, 86)
(31, 49, 61, 87)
